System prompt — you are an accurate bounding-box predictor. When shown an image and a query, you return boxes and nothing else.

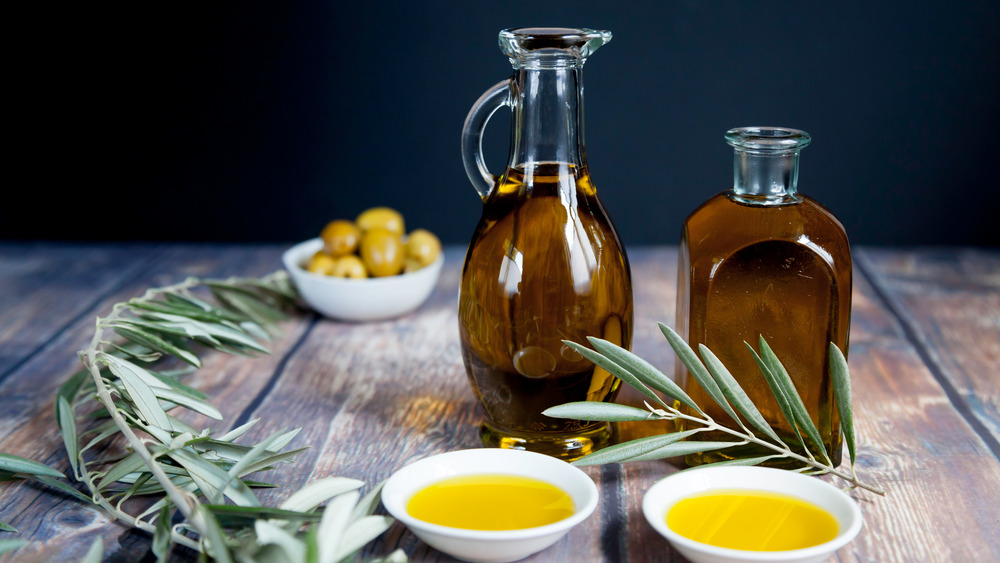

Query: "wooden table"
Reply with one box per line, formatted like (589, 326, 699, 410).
(1, 244, 998, 562)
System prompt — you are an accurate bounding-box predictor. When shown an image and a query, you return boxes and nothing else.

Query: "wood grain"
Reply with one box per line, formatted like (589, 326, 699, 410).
(857, 247, 1000, 448)
(0, 244, 997, 563)
(0, 245, 305, 562)
(842, 271, 1000, 561)
(0, 243, 162, 382)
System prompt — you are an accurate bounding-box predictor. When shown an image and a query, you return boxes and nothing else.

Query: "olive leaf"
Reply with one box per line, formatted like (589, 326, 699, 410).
(698, 345, 781, 443)
(199, 505, 235, 563)
(829, 343, 856, 465)
(562, 430, 705, 466)
(547, 323, 883, 495)
(561, 340, 670, 410)
(753, 337, 833, 464)
(152, 501, 173, 562)
(81, 536, 103, 563)
(658, 323, 739, 424)
(279, 477, 365, 514)
(112, 324, 202, 367)
(334, 515, 395, 563)
(99, 353, 172, 429)
(96, 452, 147, 492)
(544, 401, 659, 422)
(0, 453, 65, 479)
(744, 342, 808, 453)
(205, 505, 323, 528)
(55, 370, 91, 415)
(317, 491, 359, 563)
(25, 475, 93, 504)
(0, 539, 28, 555)
(255, 519, 306, 562)
(585, 336, 701, 414)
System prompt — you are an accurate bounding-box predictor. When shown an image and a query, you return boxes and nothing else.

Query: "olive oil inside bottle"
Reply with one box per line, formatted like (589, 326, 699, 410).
(459, 163, 633, 460)
(678, 193, 851, 467)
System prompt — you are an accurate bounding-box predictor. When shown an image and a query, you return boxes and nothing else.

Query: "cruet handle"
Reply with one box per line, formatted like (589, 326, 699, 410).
(461, 79, 511, 199)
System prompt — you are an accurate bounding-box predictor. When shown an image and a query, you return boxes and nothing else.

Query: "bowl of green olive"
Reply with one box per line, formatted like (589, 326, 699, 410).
(282, 207, 444, 321)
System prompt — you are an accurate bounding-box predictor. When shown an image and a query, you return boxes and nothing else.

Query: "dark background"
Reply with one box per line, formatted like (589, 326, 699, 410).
(7, 1, 999, 247)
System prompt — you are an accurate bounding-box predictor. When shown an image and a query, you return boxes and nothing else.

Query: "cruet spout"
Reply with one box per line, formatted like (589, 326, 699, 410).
(498, 27, 612, 63)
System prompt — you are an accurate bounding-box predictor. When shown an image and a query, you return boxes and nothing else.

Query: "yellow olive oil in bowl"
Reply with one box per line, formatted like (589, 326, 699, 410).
(666, 489, 838, 551)
(407, 474, 574, 530)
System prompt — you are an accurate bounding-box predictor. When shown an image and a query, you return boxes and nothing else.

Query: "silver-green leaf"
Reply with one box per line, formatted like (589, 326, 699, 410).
(571, 430, 703, 466)
(561, 340, 669, 410)
(0, 453, 64, 479)
(56, 396, 80, 480)
(586, 336, 701, 413)
(0, 539, 28, 555)
(544, 401, 657, 422)
(626, 440, 746, 463)
(698, 344, 782, 443)
(81, 537, 103, 563)
(112, 324, 201, 367)
(829, 343, 856, 465)
(659, 323, 740, 424)
(755, 337, 832, 464)
(99, 353, 171, 429)
(198, 505, 234, 563)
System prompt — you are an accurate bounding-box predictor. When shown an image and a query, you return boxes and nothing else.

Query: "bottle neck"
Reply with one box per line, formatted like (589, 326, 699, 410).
(731, 150, 802, 204)
(508, 65, 586, 171)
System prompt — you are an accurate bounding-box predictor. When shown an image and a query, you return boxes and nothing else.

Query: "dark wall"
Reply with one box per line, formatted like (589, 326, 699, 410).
(7, 1, 999, 247)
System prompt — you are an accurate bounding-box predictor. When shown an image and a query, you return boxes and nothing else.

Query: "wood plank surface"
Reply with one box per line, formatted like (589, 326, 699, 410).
(837, 266, 1000, 561)
(0, 244, 309, 562)
(0, 244, 998, 562)
(0, 243, 163, 381)
(856, 247, 1000, 448)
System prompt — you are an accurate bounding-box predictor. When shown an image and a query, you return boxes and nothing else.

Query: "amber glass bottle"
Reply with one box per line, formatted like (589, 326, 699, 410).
(676, 127, 851, 467)
(459, 28, 633, 460)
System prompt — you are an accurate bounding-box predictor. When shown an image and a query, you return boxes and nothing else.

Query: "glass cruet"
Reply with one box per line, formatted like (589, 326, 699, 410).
(458, 27, 633, 460)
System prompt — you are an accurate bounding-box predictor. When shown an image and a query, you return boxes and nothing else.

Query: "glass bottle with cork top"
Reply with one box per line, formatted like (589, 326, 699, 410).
(458, 28, 633, 460)
(676, 127, 851, 466)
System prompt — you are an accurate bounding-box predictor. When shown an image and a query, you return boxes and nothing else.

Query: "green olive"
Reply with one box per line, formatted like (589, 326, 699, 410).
(403, 257, 424, 273)
(360, 228, 404, 277)
(356, 207, 405, 237)
(405, 228, 441, 268)
(305, 250, 338, 275)
(332, 255, 368, 279)
(320, 220, 361, 257)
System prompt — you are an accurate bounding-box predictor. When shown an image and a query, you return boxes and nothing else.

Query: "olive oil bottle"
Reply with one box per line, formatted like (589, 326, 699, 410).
(676, 127, 851, 467)
(459, 28, 632, 460)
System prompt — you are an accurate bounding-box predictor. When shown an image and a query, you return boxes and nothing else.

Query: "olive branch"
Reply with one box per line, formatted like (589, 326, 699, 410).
(1, 272, 405, 562)
(544, 322, 884, 496)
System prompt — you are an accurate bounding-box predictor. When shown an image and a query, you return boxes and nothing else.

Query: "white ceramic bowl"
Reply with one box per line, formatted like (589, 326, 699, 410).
(381, 449, 599, 563)
(642, 466, 863, 563)
(282, 238, 443, 321)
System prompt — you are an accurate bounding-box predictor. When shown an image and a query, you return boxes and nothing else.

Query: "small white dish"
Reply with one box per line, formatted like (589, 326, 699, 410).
(642, 466, 863, 563)
(381, 448, 599, 563)
(281, 238, 443, 321)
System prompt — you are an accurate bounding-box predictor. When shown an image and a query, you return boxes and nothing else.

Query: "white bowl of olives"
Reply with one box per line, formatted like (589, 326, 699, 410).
(282, 207, 444, 322)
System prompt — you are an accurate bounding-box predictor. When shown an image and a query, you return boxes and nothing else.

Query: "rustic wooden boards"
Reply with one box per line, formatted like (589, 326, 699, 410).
(0, 244, 303, 561)
(0, 244, 998, 562)
(849, 247, 1000, 561)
